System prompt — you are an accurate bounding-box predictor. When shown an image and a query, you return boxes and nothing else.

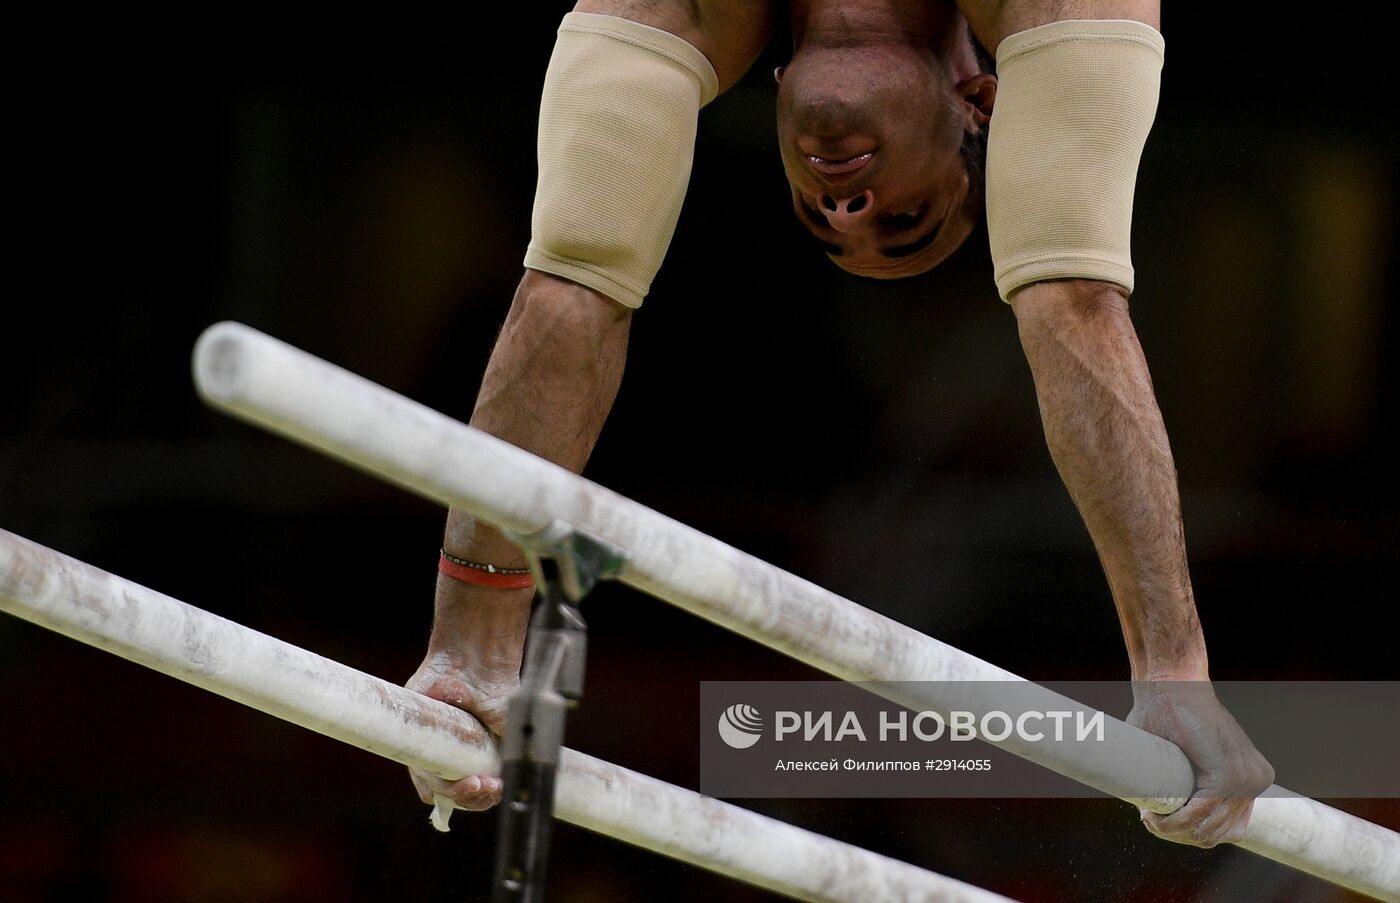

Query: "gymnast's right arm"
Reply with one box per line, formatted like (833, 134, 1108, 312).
(405, 1, 775, 816)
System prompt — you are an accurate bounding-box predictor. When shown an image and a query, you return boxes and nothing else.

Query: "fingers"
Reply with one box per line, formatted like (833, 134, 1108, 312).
(1139, 797, 1255, 849)
(403, 655, 517, 819)
(411, 767, 505, 812)
(1136, 742, 1271, 849)
(1128, 681, 1276, 851)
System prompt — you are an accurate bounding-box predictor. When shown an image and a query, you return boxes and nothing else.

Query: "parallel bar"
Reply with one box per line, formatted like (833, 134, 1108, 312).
(0, 529, 1012, 903)
(191, 322, 1400, 901)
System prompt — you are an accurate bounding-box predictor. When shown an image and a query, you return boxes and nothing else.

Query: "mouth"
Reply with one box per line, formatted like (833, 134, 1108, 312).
(806, 152, 874, 178)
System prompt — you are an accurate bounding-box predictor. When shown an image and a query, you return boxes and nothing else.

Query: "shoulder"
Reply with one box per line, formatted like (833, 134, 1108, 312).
(571, 0, 776, 93)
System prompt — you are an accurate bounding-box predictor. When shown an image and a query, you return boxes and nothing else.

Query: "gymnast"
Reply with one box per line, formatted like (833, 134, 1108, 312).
(406, 0, 1276, 849)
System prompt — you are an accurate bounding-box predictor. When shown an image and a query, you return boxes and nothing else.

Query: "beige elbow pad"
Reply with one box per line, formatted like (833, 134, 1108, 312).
(523, 13, 719, 309)
(986, 20, 1165, 302)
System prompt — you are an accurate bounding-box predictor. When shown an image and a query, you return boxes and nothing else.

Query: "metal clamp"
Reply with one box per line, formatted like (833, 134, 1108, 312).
(509, 519, 628, 604)
(490, 521, 626, 903)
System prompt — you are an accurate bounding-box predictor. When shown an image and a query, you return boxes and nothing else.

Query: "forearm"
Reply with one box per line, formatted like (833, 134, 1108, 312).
(431, 270, 632, 664)
(1011, 280, 1206, 680)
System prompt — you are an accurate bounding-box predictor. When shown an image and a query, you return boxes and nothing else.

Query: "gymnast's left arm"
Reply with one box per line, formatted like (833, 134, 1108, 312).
(978, 3, 1274, 848)
(1009, 280, 1274, 848)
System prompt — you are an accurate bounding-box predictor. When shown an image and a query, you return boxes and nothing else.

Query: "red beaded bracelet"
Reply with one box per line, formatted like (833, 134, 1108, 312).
(438, 549, 534, 590)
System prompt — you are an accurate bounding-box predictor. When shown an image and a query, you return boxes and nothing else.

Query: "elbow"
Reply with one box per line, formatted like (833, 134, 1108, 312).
(1009, 279, 1132, 345)
(503, 270, 634, 371)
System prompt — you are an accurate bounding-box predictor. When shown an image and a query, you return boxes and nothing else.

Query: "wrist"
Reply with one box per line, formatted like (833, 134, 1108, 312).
(438, 548, 534, 590)
(427, 576, 533, 676)
(442, 522, 529, 573)
(423, 637, 526, 681)
(1132, 651, 1210, 682)
(1122, 593, 1210, 682)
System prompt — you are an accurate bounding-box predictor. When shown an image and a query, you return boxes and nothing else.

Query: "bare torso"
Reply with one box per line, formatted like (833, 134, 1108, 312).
(570, 0, 1158, 95)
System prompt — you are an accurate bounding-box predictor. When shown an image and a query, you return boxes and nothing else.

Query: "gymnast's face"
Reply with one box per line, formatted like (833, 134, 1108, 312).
(775, 42, 994, 278)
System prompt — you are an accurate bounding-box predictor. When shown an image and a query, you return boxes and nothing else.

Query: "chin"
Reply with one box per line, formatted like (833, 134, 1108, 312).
(830, 257, 939, 280)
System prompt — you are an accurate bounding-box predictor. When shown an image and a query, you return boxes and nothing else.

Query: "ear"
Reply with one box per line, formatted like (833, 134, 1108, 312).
(773, 66, 785, 85)
(955, 73, 997, 129)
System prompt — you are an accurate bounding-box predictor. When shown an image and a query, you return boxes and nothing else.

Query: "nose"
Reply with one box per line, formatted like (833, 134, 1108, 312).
(821, 190, 874, 233)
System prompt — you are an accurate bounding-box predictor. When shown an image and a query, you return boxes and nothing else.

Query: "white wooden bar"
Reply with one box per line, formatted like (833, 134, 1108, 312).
(188, 321, 1400, 900)
(0, 529, 1013, 903)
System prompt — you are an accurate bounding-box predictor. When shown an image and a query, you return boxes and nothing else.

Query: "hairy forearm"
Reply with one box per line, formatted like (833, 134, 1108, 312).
(460, 271, 631, 499)
(431, 270, 632, 662)
(1012, 280, 1206, 679)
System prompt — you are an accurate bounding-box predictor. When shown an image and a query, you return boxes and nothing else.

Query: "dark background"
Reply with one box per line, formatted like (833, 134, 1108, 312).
(3, 5, 1396, 902)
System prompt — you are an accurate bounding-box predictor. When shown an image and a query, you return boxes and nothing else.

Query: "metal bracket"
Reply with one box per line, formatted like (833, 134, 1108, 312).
(507, 519, 628, 604)
(490, 521, 626, 903)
